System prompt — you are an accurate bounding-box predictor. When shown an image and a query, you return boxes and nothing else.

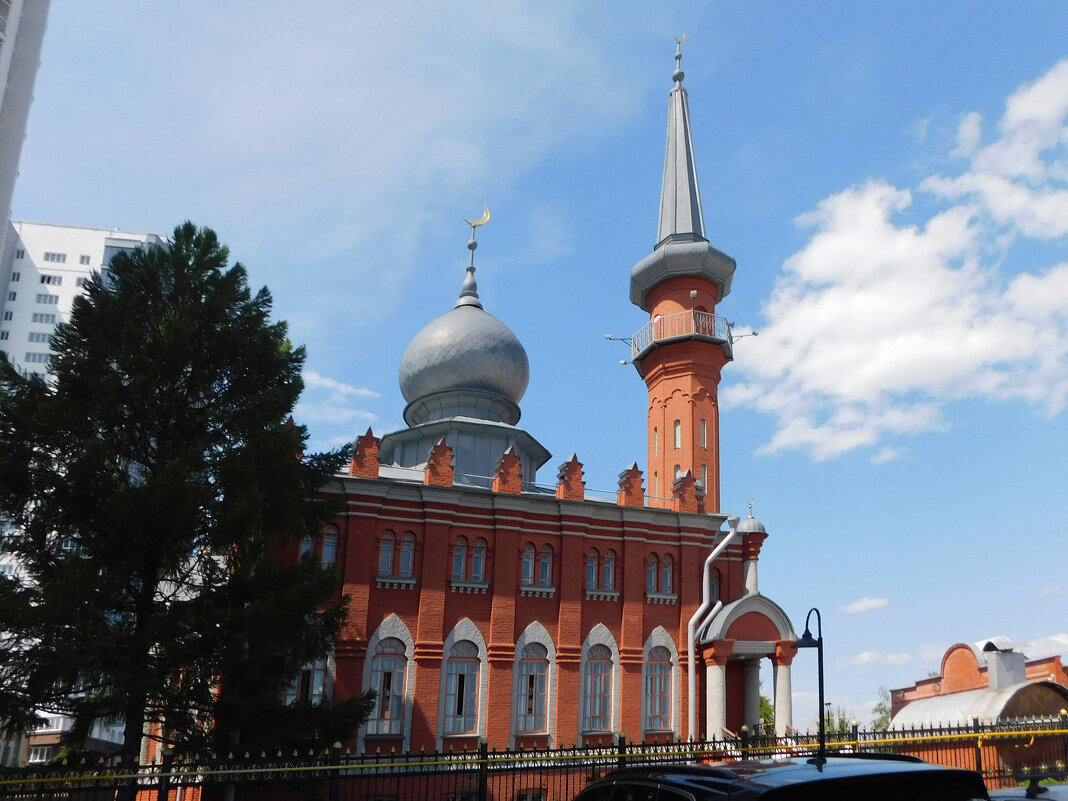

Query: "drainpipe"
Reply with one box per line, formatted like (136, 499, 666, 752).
(687, 514, 740, 740)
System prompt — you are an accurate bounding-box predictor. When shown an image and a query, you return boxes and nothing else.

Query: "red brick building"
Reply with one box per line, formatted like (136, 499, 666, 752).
(891, 638, 1068, 725)
(303, 45, 798, 753)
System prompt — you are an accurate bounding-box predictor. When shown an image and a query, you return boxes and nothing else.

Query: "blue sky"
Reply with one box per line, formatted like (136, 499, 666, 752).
(13, 2, 1067, 727)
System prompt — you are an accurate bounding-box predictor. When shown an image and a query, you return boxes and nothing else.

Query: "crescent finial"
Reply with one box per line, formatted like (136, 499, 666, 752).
(464, 203, 491, 228)
(674, 31, 687, 45)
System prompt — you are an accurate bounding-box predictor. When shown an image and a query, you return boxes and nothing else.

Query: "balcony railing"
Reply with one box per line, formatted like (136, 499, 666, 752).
(631, 309, 732, 362)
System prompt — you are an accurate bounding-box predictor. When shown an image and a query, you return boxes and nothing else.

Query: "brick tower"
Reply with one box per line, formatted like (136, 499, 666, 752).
(629, 41, 736, 511)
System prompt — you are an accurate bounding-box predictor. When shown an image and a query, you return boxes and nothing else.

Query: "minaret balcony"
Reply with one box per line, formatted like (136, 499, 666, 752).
(631, 309, 733, 363)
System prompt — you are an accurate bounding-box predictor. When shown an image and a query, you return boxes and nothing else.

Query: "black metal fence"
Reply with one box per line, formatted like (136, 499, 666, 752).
(1, 714, 1065, 801)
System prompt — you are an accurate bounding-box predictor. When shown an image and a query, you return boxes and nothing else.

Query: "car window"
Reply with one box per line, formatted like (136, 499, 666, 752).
(572, 784, 617, 801)
(658, 787, 696, 801)
(611, 782, 659, 801)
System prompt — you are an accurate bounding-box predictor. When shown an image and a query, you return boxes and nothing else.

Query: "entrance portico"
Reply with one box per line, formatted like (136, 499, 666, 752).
(700, 594, 797, 738)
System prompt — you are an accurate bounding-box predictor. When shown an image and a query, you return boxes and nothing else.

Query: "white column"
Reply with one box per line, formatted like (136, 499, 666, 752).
(743, 660, 761, 727)
(774, 662, 793, 737)
(705, 662, 727, 740)
(743, 559, 759, 594)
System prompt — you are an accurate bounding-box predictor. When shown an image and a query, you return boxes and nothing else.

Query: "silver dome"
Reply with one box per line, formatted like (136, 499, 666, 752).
(398, 304, 530, 407)
(737, 512, 766, 534)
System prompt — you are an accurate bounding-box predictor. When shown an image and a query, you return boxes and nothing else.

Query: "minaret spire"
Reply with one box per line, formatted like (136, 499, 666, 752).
(657, 32, 706, 247)
(455, 203, 490, 309)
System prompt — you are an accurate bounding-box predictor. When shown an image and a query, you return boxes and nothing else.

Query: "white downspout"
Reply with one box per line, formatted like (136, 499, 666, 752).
(687, 515, 740, 740)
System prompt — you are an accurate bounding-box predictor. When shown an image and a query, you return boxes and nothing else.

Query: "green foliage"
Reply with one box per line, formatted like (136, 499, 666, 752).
(0, 223, 368, 762)
(871, 686, 892, 731)
(823, 704, 854, 735)
(759, 693, 774, 731)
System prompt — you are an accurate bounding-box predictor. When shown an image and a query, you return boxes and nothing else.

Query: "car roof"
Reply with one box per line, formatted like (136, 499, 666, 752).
(600, 754, 989, 796)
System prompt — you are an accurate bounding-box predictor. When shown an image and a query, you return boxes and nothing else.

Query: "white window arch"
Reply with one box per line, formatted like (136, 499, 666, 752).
(641, 626, 680, 739)
(673, 419, 681, 450)
(578, 623, 620, 741)
(358, 613, 416, 753)
(437, 618, 489, 748)
(510, 621, 558, 748)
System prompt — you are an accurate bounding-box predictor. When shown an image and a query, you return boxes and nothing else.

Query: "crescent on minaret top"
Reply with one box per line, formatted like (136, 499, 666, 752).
(674, 31, 686, 45)
(464, 203, 491, 227)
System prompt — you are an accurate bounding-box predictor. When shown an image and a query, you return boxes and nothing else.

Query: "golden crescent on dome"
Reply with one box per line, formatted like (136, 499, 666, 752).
(675, 31, 687, 45)
(464, 203, 491, 227)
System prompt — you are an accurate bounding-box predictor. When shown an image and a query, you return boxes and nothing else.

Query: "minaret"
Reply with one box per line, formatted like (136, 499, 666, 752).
(629, 39, 736, 511)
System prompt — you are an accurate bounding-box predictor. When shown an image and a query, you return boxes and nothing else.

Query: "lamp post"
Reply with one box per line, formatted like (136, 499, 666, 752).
(795, 607, 825, 763)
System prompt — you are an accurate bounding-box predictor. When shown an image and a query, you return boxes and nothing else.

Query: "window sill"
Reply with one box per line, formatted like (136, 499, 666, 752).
(645, 592, 677, 605)
(585, 589, 620, 602)
(450, 579, 489, 594)
(520, 584, 556, 598)
(376, 576, 416, 590)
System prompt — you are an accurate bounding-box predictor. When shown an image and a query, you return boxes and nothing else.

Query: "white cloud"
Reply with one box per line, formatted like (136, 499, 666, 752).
(1039, 586, 1063, 597)
(727, 58, 1068, 460)
(871, 447, 898, 463)
(850, 651, 912, 666)
(950, 111, 982, 159)
(1020, 633, 1068, 659)
(839, 597, 889, 614)
(304, 371, 380, 399)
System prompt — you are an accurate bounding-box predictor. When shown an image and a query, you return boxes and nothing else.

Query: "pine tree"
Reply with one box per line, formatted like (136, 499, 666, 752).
(0, 222, 371, 766)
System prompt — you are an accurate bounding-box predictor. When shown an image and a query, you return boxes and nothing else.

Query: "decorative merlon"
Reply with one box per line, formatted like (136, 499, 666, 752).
(350, 427, 381, 478)
(424, 437, 455, 487)
(556, 454, 585, 501)
(617, 462, 645, 507)
(492, 446, 523, 494)
(671, 469, 704, 514)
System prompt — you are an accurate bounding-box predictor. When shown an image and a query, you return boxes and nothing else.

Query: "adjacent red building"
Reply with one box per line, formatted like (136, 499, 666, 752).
(304, 44, 798, 753)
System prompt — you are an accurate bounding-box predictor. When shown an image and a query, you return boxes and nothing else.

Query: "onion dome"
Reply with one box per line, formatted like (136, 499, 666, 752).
(397, 231, 530, 426)
(737, 509, 766, 534)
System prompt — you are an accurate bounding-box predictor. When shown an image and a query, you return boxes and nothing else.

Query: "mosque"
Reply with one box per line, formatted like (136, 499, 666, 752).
(303, 45, 799, 753)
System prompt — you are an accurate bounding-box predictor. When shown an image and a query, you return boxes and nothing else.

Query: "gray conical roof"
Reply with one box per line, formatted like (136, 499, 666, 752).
(630, 43, 736, 310)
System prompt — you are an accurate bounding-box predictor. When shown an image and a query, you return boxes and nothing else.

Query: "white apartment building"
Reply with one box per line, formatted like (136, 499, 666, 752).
(0, 1, 52, 259)
(0, 221, 165, 374)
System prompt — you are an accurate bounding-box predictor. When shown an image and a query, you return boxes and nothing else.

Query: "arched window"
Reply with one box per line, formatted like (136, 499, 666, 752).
(377, 532, 394, 576)
(583, 644, 612, 733)
(452, 537, 467, 582)
(673, 419, 681, 450)
(645, 555, 657, 594)
(700, 418, 707, 449)
(644, 646, 672, 731)
(368, 638, 406, 735)
(709, 568, 720, 602)
(321, 526, 338, 567)
(399, 533, 415, 578)
(653, 472, 658, 497)
(444, 641, 479, 734)
(516, 644, 548, 733)
(660, 555, 673, 594)
(299, 536, 314, 561)
(701, 464, 708, 492)
(601, 550, 616, 591)
(653, 427, 658, 456)
(284, 658, 327, 706)
(539, 545, 553, 587)
(520, 544, 535, 586)
(471, 539, 487, 582)
(585, 550, 598, 591)
(674, 464, 682, 480)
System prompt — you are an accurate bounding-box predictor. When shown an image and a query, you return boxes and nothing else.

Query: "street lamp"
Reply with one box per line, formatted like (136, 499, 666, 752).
(795, 607, 825, 763)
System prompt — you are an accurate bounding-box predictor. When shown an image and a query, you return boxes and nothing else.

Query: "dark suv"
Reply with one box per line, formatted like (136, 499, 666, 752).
(571, 754, 991, 801)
